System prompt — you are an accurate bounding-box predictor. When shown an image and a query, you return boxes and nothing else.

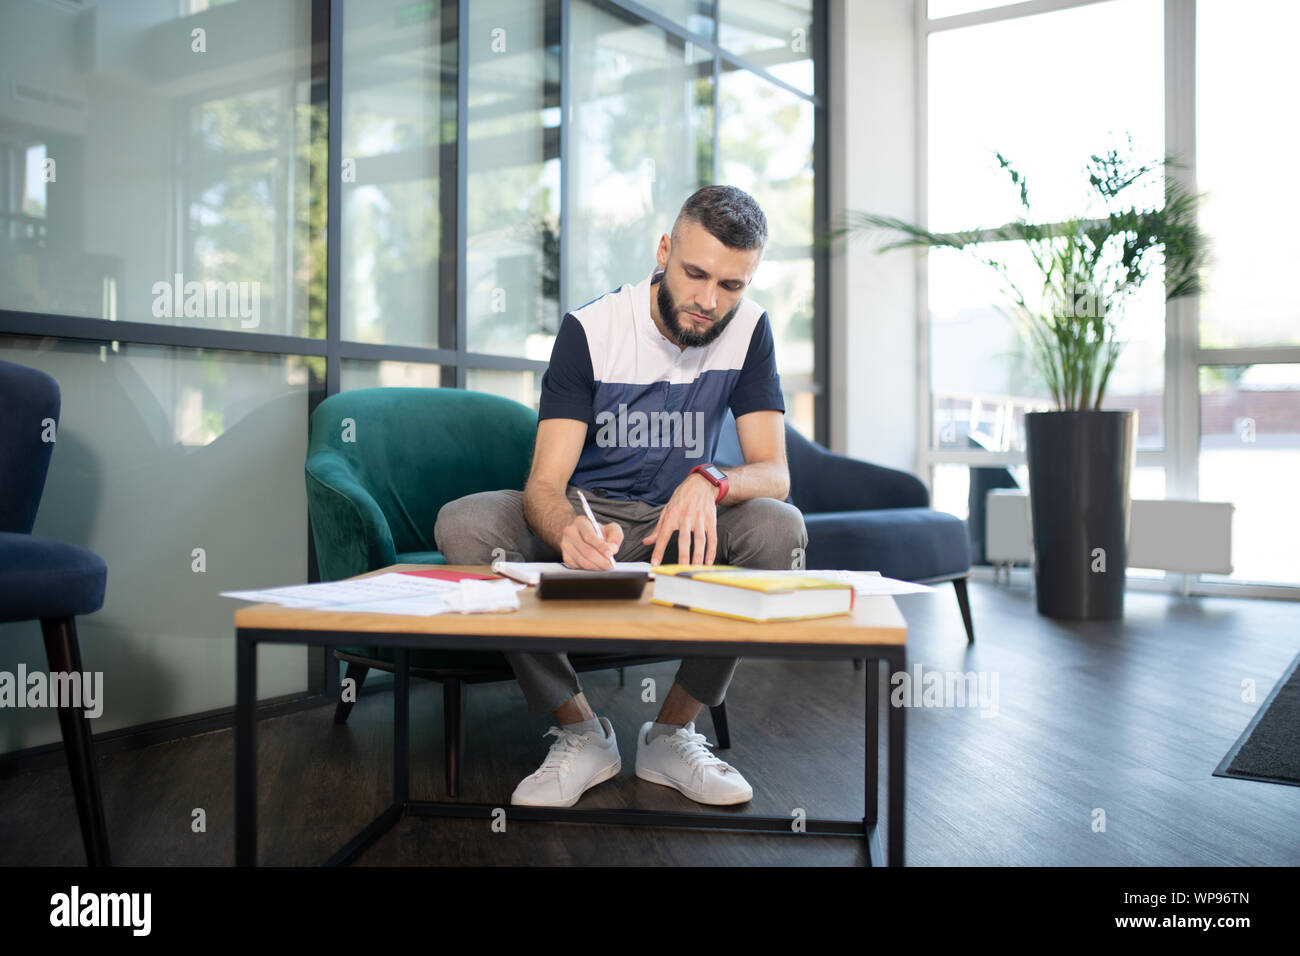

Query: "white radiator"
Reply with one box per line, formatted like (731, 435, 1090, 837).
(984, 491, 1234, 574)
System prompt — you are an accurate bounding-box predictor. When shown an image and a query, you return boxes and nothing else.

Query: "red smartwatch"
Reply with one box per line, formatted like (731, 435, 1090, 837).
(689, 463, 730, 504)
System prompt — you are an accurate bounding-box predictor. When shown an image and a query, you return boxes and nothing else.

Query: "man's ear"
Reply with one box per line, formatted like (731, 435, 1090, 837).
(656, 233, 670, 270)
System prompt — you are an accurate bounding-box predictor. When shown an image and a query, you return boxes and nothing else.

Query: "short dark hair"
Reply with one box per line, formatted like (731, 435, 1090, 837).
(671, 185, 767, 251)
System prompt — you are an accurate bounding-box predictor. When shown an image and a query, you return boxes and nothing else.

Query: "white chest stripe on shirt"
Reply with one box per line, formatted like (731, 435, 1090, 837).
(573, 267, 765, 386)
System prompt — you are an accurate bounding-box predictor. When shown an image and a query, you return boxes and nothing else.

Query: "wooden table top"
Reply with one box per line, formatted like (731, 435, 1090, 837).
(233, 565, 908, 648)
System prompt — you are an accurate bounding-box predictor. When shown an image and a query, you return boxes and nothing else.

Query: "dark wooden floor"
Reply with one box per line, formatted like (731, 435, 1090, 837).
(2, 579, 1298, 866)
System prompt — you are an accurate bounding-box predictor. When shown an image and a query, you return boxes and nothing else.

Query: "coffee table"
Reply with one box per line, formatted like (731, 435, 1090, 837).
(233, 565, 908, 866)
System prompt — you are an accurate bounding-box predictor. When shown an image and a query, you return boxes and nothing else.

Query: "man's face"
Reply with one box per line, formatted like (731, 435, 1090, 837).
(655, 220, 761, 348)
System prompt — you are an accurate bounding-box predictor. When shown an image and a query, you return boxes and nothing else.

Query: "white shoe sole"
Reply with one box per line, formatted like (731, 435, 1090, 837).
(634, 765, 753, 806)
(511, 758, 622, 808)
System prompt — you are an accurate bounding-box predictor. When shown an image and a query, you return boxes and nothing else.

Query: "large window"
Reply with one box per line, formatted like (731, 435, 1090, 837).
(1193, 0, 1300, 588)
(1196, 0, 1300, 350)
(923, 0, 1300, 593)
(0, 0, 825, 752)
(0, 0, 322, 758)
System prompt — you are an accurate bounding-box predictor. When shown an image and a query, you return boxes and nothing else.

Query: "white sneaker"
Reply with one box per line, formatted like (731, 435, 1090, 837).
(510, 717, 621, 808)
(635, 721, 753, 806)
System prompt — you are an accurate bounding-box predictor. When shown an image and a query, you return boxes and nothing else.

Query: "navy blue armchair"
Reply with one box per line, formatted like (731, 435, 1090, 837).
(0, 360, 112, 865)
(716, 413, 975, 643)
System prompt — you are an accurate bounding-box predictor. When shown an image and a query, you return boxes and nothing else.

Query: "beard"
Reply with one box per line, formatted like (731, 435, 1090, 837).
(657, 274, 739, 348)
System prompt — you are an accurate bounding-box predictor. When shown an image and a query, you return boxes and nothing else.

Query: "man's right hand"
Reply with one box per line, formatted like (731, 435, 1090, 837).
(560, 515, 623, 569)
(523, 419, 625, 568)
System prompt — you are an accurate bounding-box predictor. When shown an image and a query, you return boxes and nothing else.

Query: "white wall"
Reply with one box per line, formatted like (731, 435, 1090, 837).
(828, 0, 921, 478)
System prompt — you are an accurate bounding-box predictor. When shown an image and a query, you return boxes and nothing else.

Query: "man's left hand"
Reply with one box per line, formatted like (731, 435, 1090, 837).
(642, 472, 719, 566)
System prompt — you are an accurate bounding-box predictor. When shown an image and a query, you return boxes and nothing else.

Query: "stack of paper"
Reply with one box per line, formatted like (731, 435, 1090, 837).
(221, 572, 525, 616)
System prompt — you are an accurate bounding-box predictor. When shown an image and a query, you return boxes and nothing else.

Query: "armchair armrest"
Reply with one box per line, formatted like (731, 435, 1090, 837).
(305, 450, 398, 581)
(792, 443, 930, 514)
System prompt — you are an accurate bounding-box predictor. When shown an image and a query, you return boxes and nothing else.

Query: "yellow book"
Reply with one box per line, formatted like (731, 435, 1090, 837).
(651, 565, 854, 622)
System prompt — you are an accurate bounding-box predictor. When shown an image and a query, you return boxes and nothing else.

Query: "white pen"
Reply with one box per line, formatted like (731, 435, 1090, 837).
(576, 489, 616, 570)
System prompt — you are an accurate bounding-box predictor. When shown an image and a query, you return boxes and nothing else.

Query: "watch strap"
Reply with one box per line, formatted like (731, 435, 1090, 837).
(691, 464, 729, 505)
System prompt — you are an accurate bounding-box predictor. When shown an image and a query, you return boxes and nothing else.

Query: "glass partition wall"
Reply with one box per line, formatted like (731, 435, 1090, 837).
(0, 0, 825, 754)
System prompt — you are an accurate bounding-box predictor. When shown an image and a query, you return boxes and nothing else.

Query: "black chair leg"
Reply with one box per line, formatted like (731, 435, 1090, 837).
(709, 702, 731, 750)
(334, 661, 370, 724)
(444, 678, 465, 797)
(953, 576, 975, 643)
(40, 616, 111, 867)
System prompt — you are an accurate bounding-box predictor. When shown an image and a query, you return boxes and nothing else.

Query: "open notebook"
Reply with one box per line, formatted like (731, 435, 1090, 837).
(489, 561, 935, 595)
(491, 560, 654, 586)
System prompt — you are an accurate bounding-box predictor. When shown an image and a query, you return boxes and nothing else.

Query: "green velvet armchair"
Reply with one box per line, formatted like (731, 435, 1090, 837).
(304, 387, 729, 796)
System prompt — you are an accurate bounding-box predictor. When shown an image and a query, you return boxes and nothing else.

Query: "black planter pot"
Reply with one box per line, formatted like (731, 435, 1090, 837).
(1024, 410, 1137, 620)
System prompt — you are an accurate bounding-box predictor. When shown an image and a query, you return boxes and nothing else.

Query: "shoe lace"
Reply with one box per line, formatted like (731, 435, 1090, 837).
(534, 726, 590, 775)
(668, 728, 737, 775)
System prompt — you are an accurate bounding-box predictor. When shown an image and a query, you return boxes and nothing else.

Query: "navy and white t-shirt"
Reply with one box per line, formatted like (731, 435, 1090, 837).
(538, 266, 785, 507)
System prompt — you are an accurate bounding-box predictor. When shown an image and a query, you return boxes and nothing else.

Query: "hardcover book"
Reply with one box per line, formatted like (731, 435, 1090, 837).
(650, 565, 854, 622)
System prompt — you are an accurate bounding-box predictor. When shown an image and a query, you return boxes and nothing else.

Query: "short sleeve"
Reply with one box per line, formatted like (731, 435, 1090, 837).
(728, 312, 785, 418)
(538, 313, 596, 423)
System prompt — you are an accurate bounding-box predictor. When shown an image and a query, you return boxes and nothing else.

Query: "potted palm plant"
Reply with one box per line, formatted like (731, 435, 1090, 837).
(831, 140, 1206, 619)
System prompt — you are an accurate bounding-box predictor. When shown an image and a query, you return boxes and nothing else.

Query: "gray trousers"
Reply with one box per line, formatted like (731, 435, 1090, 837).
(434, 485, 808, 717)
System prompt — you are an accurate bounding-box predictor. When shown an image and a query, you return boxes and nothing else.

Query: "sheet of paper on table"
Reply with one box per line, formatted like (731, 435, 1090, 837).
(775, 569, 937, 595)
(221, 572, 525, 615)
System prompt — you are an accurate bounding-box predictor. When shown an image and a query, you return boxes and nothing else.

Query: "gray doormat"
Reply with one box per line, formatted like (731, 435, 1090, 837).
(1214, 650, 1300, 788)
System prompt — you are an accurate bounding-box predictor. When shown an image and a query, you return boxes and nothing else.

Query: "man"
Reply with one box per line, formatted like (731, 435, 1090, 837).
(434, 185, 806, 809)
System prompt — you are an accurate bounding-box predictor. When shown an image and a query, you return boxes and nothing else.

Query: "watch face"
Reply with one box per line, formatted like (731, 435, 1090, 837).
(703, 465, 725, 482)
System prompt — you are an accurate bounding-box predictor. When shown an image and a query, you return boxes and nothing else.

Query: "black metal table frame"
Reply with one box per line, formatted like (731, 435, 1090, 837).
(235, 628, 906, 866)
